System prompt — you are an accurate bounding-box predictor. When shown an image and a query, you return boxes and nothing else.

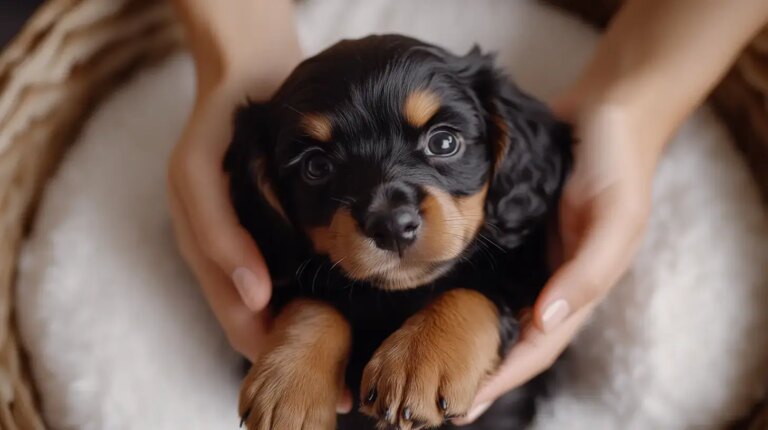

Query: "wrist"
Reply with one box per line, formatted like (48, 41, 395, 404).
(195, 38, 302, 96)
(172, 0, 302, 100)
(189, 36, 302, 102)
(557, 76, 675, 157)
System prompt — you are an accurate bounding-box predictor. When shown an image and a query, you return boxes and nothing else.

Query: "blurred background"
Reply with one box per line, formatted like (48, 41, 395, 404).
(2, 0, 43, 46)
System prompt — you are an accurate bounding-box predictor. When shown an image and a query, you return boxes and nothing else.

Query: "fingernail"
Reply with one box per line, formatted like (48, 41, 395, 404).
(232, 267, 263, 310)
(336, 389, 353, 414)
(336, 403, 352, 414)
(461, 401, 492, 424)
(542, 299, 570, 332)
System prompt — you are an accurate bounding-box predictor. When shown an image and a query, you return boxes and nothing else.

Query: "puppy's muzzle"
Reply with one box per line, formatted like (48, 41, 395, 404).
(360, 182, 422, 255)
(364, 206, 421, 254)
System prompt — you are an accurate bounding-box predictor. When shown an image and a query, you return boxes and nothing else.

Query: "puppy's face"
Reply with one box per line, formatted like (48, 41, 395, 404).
(227, 36, 570, 290)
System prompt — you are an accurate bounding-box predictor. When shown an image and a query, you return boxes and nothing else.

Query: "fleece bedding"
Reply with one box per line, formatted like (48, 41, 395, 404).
(16, 1, 768, 429)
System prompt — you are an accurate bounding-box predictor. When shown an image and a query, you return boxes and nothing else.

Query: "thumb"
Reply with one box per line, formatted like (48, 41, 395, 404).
(169, 89, 273, 313)
(534, 203, 646, 332)
(191, 206, 272, 312)
(211, 225, 272, 313)
(169, 169, 272, 312)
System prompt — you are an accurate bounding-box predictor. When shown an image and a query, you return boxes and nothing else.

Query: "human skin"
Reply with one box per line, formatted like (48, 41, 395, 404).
(166, 0, 768, 422)
(456, 0, 768, 423)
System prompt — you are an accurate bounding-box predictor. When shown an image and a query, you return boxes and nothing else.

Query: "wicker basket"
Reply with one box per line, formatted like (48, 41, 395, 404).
(0, 1, 765, 429)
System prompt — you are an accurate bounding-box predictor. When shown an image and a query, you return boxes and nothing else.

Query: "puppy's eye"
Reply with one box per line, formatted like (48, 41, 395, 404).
(303, 153, 334, 183)
(425, 130, 461, 157)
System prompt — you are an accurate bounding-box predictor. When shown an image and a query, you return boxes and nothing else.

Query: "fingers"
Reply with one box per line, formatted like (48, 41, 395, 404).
(168, 175, 269, 361)
(536, 190, 648, 332)
(336, 389, 353, 414)
(453, 305, 594, 426)
(168, 90, 272, 312)
(537, 108, 651, 332)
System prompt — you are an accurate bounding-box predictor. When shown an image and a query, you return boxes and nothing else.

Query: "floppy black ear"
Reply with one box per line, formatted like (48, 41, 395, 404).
(457, 48, 573, 248)
(224, 103, 309, 285)
(224, 103, 278, 228)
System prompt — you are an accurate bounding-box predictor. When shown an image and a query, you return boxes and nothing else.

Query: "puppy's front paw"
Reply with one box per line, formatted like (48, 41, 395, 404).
(360, 289, 502, 430)
(239, 356, 337, 430)
(239, 300, 351, 430)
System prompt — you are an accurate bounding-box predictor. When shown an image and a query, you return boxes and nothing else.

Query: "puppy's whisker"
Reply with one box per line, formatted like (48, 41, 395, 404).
(475, 245, 498, 270)
(477, 233, 505, 252)
(295, 257, 314, 287)
(310, 262, 325, 294)
(441, 216, 483, 221)
(283, 103, 306, 117)
(329, 257, 346, 272)
(483, 221, 503, 234)
(347, 281, 358, 300)
(331, 197, 355, 207)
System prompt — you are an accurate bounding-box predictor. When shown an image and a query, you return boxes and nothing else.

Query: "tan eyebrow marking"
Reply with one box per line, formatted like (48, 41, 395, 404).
(252, 157, 287, 219)
(403, 89, 441, 128)
(300, 113, 333, 142)
(490, 114, 510, 171)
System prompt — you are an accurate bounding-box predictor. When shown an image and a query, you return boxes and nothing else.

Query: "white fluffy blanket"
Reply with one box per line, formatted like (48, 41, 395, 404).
(16, 1, 768, 429)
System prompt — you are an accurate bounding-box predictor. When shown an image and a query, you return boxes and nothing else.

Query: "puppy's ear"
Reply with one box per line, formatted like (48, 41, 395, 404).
(458, 47, 573, 248)
(224, 103, 287, 224)
(224, 103, 308, 284)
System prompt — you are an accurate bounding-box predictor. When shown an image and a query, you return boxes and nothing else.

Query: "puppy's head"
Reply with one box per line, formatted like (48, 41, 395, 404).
(226, 35, 570, 290)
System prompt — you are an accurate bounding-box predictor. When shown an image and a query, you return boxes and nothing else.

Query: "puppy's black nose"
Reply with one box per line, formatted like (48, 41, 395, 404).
(364, 206, 421, 254)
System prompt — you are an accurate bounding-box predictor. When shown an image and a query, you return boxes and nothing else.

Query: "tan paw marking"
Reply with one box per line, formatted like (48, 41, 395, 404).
(239, 299, 351, 430)
(359, 289, 501, 429)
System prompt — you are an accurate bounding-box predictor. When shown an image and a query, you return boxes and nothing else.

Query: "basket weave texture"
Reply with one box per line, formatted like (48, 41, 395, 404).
(0, 0, 180, 428)
(0, 0, 765, 429)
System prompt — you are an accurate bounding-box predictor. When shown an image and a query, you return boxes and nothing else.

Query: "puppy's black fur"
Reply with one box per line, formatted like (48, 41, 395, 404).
(226, 35, 571, 429)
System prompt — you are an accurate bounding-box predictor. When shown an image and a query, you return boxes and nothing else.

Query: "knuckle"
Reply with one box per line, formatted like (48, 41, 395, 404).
(577, 273, 606, 302)
(559, 189, 582, 213)
(540, 355, 558, 370)
(169, 144, 210, 182)
(575, 268, 600, 292)
(231, 343, 249, 358)
(201, 232, 232, 263)
(226, 331, 256, 359)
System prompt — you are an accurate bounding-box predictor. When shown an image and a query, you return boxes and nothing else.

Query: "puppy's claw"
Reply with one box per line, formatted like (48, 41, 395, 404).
(239, 409, 251, 428)
(403, 407, 412, 421)
(384, 407, 393, 421)
(438, 397, 448, 411)
(365, 388, 377, 404)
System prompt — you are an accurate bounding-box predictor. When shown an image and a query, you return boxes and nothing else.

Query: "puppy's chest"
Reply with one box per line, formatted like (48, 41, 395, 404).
(272, 265, 453, 332)
(269, 243, 535, 331)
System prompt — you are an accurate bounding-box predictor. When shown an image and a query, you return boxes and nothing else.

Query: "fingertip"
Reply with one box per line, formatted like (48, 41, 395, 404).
(232, 267, 272, 311)
(336, 389, 353, 414)
(538, 299, 571, 333)
(452, 401, 492, 426)
(229, 310, 272, 362)
(533, 267, 573, 332)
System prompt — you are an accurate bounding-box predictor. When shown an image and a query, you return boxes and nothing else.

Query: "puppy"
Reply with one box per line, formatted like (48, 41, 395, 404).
(225, 35, 572, 430)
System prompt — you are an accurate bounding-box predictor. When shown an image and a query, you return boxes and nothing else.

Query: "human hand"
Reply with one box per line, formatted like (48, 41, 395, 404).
(455, 0, 768, 422)
(168, 0, 307, 361)
(168, 78, 274, 360)
(167, 0, 361, 412)
(455, 99, 659, 424)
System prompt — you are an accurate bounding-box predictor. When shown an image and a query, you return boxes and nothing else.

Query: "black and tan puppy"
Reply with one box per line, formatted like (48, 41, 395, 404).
(225, 35, 572, 430)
